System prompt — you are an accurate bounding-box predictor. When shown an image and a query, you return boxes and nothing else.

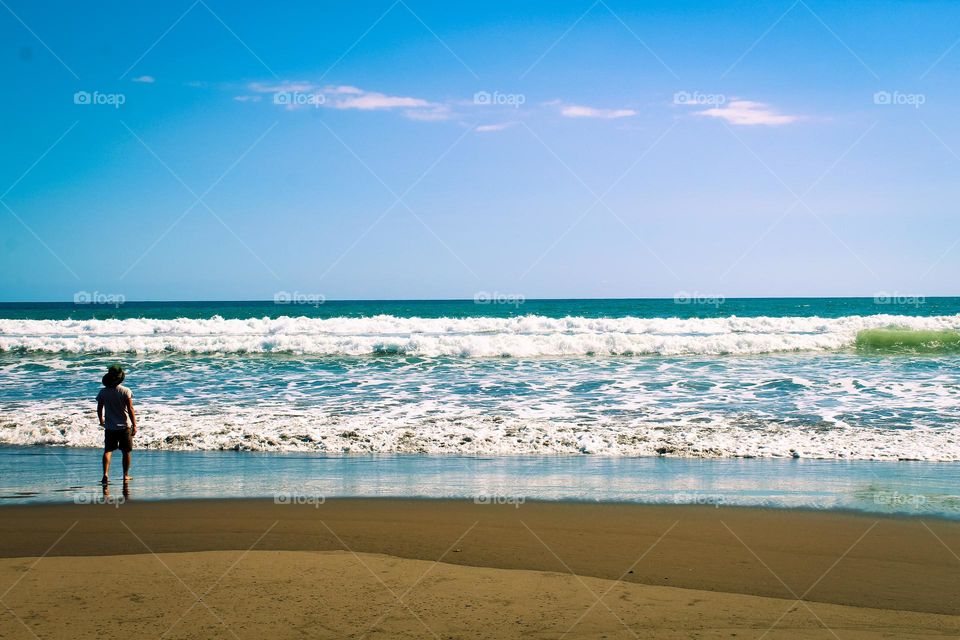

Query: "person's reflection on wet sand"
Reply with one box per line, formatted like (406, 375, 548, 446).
(101, 481, 130, 503)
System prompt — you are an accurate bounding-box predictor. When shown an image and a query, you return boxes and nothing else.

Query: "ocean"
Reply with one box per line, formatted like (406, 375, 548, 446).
(2, 297, 959, 463)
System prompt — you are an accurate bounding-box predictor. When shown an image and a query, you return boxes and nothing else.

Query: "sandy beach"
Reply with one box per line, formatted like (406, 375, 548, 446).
(1, 499, 959, 638)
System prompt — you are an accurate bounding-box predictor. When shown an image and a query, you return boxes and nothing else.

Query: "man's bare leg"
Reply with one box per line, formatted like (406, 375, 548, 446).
(102, 450, 111, 484)
(122, 451, 132, 481)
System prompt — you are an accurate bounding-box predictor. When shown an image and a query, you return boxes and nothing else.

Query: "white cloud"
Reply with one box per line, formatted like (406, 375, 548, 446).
(249, 81, 316, 94)
(233, 95, 261, 103)
(329, 90, 430, 111)
(131, 75, 155, 84)
(559, 104, 637, 119)
(326, 85, 363, 95)
(475, 122, 517, 132)
(695, 99, 800, 126)
(247, 82, 443, 117)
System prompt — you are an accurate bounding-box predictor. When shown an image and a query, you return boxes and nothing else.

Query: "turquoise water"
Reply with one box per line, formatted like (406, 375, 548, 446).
(1, 298, 958, 461)
(2, 297, 957, 320)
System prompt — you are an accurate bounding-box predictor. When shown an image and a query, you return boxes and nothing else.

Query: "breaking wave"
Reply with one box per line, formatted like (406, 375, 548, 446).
(4, 401, 959, 460)
(2, 314, 959, 356)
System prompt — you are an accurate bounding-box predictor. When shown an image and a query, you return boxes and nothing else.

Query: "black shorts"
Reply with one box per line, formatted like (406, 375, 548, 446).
(104, 428, 133, 453)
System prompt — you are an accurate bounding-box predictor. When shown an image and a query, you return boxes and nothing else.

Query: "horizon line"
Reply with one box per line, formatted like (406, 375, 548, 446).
(1, 294, 957, 305)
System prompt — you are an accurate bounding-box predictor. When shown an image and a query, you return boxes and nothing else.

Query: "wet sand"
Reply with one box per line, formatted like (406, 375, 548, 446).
(1, 499, 959, 638)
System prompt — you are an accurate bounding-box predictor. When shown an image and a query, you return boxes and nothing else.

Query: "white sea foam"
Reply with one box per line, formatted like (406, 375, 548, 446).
(3, 401, 958, 460)
(2, 314, 959, 356)
(4, 314, 958, 460)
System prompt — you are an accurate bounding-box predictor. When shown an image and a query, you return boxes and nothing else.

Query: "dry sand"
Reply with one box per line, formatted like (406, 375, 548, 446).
(1, 499, 959, 638)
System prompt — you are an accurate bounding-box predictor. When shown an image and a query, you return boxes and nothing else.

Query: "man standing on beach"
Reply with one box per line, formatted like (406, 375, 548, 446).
(96, 364, 137, 484)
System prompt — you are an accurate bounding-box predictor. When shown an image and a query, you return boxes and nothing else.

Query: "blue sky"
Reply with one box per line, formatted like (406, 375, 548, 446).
(2, 0, 960, 301)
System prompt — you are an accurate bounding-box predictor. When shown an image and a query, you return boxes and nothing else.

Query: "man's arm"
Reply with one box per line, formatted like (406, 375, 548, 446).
(126, 397, 137, 436)
(97, 400, 104, 427)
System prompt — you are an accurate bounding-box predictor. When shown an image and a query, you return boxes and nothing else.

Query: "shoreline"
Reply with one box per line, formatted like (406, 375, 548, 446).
(3, 447, 957, 518)
(2, 499, 959, 616)
(7, 493, 960, 525)
(6, 442, 960, 457)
